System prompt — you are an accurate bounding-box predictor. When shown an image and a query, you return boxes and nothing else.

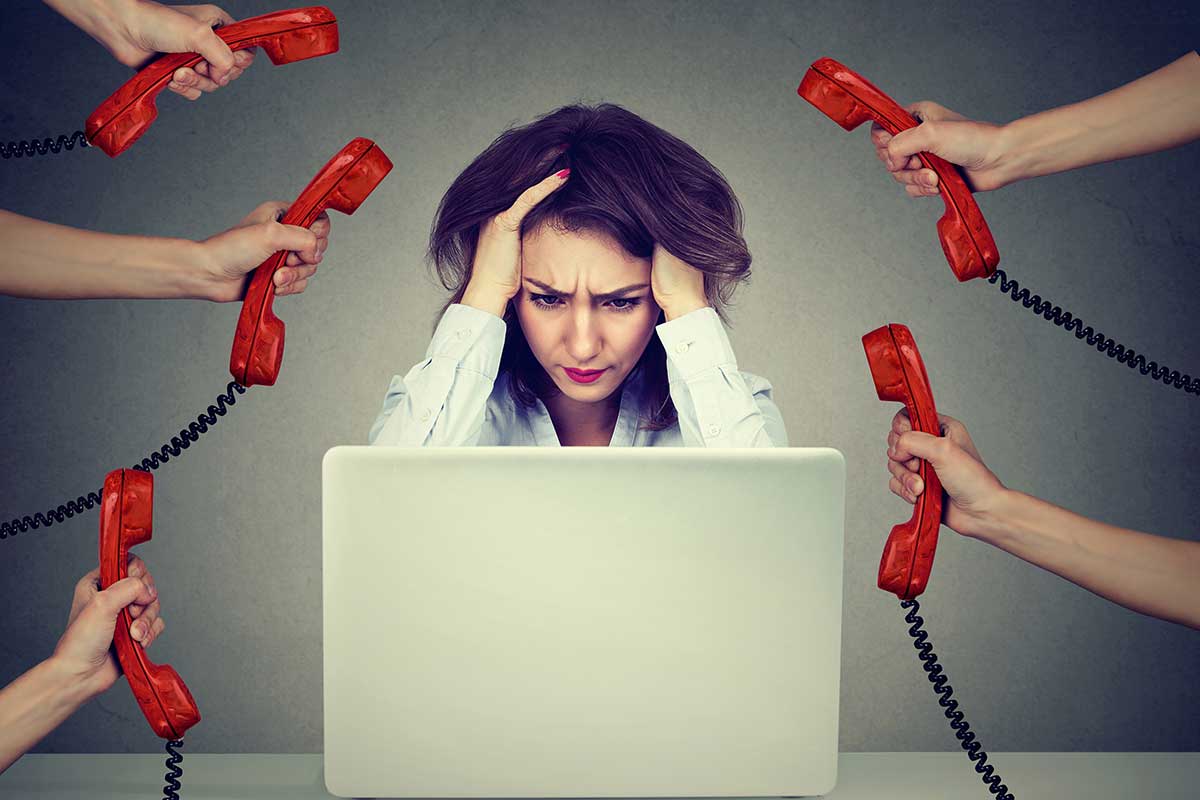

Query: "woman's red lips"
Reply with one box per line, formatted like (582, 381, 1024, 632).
(564, 367, 606, 384)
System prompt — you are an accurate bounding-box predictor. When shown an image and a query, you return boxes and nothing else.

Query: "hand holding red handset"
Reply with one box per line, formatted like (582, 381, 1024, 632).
(799, 58, 999, 282)
(86, 7, 339, 157)
(98, 469, 199, 740)
(230, 137, 393, 386)
(862, 324, 944, 600)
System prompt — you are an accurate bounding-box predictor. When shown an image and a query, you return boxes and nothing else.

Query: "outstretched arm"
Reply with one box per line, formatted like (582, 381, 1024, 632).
(0, 204, 329, 301)
(873, 50, 1200, 195)
(888, 410, 1200, 629)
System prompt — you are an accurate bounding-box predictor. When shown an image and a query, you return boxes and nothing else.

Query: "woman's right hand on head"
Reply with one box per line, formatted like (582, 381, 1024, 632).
(461, 169, 570, 318)
(886, 409, 1008, 537)
(870, 101, 1013, 196)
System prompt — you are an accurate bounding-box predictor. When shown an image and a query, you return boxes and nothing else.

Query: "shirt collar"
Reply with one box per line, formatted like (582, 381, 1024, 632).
(521, 365, 647, 447)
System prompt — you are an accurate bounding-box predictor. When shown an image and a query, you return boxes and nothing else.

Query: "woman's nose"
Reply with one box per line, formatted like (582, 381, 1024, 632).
(565, 309, 602, 363)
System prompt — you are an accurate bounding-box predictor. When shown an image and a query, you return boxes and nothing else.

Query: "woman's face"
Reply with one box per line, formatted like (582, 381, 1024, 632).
(515, 224, 660, 404)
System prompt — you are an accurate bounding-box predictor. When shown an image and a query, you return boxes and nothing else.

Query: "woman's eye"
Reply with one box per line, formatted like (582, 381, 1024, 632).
(530, 293, 561, 308)
(608, 298, 641, 312)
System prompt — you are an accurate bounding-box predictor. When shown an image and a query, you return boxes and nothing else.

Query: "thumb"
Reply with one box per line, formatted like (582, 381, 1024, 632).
(186, 20, 237, 82)
(267, 222, 320, 261)
(94, 576, 152, 618)
(894, 430, 948, 467)
(222, 221, 317, 276)
(886, 120, 947, 162)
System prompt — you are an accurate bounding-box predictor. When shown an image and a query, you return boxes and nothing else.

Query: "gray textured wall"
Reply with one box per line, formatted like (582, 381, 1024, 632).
(1, 0, 1198, 756)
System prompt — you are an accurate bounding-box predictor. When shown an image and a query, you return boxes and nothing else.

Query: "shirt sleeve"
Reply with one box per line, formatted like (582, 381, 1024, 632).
(656, 307, 788, 447)
(368, 303, 506, 446)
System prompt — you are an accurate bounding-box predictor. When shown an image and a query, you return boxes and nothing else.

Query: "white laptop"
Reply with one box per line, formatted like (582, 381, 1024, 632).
(323, 447, 845, 798)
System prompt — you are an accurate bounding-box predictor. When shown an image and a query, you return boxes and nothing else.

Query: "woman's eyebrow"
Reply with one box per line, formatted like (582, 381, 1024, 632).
(524, 278, 649, 301)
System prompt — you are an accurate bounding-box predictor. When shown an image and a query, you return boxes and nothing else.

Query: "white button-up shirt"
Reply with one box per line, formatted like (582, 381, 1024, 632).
(369, 303, 787, 447)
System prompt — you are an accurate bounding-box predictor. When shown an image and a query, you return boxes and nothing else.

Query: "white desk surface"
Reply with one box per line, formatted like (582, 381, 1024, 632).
(1, 753, 1196, 799)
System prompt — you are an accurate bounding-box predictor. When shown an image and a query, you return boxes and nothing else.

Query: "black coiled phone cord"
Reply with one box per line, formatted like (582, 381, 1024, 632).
(989, 269, 1198, 397)
(162, 739, 185, 800)
(901, 599, 1014, 799)
(1, 131, 92, 159)
(0, 382, 248, 540)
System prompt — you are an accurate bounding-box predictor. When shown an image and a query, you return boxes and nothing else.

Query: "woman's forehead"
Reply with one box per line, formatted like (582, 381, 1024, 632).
(522, 225, 650, 291)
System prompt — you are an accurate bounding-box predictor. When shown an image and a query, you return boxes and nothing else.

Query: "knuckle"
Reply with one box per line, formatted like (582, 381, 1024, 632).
(492, 212, 519, 233)
(266, 222, 290, 248)
(86, 594, 110, 617)
(187, 21, 215, 45)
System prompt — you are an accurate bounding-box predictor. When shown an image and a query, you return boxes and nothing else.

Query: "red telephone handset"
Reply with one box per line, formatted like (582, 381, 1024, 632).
(798, 57, 1000, 282)
(85, 7, 339, 157)
(229, 137, 393, 387)
(862, 324, 944, 600)
(98, 469, 200, 740)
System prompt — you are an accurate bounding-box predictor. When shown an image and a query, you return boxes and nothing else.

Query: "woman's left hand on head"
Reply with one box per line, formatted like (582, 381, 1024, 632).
(650, 244, 707, 321)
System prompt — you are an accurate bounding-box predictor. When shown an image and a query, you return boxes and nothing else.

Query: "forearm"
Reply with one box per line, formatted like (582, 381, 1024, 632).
(0, 657, 97, 774)
(369, 303, 504, 446)
(969, 489, 1200, 629)
(997, 51, 1200, 185)
(42, 0, 133, 51)
(658, 307, 786, 447)
(0, 209, 214, 300)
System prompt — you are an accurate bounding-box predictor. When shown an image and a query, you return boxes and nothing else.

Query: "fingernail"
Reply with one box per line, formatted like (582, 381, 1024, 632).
(555, 168, 570, 179)
(133, 622, 145, 639)
(912, 478, 923, 493)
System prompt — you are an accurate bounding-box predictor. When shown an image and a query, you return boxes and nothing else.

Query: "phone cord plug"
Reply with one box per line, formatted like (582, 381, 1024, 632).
(1, 131, 91, 159)
(988, 269, 1198, 397)
(162, 739, 185, 800)
(901, 599, 1014, 800)
(1, 381, 248, 542)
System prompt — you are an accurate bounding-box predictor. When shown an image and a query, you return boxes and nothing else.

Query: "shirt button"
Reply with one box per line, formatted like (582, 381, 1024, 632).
(675, 342, 690, 355)
(420, 409, 432, 422)
(456, 328, 472, 339)
(707, 424, 721, 437)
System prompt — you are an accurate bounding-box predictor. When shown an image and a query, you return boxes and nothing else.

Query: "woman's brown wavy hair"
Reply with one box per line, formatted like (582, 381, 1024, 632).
(429, 103, 751, 431)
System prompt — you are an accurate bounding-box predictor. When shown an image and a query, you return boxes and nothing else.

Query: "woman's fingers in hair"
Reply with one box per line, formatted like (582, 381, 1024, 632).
(494, 169, 570, 233)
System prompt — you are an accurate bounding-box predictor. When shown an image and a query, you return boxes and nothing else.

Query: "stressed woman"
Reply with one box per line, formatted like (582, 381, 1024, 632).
(369, 104, 786, 447)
